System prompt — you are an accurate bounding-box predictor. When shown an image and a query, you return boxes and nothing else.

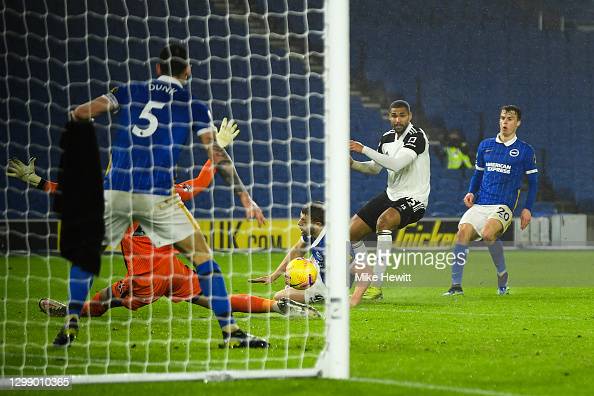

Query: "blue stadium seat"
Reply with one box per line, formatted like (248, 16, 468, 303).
(3, 1, 593, 221)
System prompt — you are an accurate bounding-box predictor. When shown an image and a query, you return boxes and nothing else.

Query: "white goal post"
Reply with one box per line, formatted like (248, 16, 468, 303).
(319, 0, 350, 380)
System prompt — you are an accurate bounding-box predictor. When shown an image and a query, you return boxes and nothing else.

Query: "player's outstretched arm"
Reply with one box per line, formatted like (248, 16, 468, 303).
(349, 156, 382, 175)
(520, 172, 538, 230)
(175, 160, 216, 202)
(199, 128, 267, 226)
(7, 157, 41, 186)
(215, 117, 240, 148)
(349, 142, 382, 175)
(70, 95, 113, 121)
(361, 146, 416, 173)
(175, 117, 239, 201)
(238, 192, 266, 226)
(249, 240, 306, 284)
(7, 157, 57, 193)
(350, 139, 416, 173)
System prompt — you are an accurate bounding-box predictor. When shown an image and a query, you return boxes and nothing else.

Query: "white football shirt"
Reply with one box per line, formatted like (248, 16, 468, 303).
(376, 123, 431, 206)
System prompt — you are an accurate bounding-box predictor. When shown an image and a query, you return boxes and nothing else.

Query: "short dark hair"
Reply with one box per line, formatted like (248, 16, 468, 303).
(301, 201, 325, 224)
(159, 42, 189, 77)
(501, 105, 521, 120)
(390, 100, 411, 113)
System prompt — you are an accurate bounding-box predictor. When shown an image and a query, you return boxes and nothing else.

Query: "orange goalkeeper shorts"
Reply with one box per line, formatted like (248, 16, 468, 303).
(111, 257, 202, 311)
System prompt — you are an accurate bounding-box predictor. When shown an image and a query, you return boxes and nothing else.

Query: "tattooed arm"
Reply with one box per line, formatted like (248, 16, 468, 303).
(199, 130, 266, 226)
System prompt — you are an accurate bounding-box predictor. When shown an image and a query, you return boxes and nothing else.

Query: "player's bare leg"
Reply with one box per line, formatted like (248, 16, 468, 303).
(480, 218, 504, 243)
(376, 208, 400, 233)
(349, 214, 373, 242)
(364, 208, 402, 300)
(481, 219, 509, 295)
(456, 223, 479, 244)
(376, 208, 401, 233)
(175, 231, 268, 348)
(349, 215, 376, 303)
(350, 261, 375, 306)
(174, 231, 212, 266)
(444, 223, 480, 296)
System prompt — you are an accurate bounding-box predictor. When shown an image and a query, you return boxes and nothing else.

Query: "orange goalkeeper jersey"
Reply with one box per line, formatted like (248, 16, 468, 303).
(120, 230, 178, 276)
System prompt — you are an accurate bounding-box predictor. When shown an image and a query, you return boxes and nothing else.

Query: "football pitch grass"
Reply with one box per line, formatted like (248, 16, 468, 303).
(1, 250, 593, 395)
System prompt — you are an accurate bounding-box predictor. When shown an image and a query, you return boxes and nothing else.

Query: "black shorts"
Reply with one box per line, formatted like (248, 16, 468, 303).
(356, 191, 426, 230)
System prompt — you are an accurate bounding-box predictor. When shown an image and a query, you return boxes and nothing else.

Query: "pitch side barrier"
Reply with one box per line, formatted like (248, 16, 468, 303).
(2, 216, 592, 255)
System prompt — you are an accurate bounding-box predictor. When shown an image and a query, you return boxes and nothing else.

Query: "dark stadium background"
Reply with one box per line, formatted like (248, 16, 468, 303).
(1, 0, 593, 231)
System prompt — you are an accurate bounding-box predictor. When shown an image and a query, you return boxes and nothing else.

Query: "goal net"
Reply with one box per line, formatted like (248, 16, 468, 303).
(1, 0, 349, 383)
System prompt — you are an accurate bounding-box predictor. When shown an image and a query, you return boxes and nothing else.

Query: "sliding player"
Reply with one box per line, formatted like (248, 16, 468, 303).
(38, 225, 319, 319)
(11, 42, 266, 348)
(349, 100, 431, 301)
(443, 105, 538, 296)
(8, 158, 320, 320)
(67, 42, 266, 348)
(40, 289, 318, 319)
(250, 202, 327, 304)
(249, 202, 373, 307)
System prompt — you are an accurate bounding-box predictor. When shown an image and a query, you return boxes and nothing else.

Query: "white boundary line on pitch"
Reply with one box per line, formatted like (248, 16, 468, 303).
(350, 377, 528, 396)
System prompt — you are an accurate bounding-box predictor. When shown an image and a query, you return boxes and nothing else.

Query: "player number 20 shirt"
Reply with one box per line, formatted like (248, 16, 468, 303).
(474, 135, 538, 210)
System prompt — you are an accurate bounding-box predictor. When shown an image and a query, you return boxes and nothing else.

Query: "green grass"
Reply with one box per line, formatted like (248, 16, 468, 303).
(1, 250, 594, 395)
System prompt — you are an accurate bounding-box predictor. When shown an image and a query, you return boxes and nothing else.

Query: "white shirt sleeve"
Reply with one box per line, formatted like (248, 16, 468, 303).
(361, 146, 417, 173)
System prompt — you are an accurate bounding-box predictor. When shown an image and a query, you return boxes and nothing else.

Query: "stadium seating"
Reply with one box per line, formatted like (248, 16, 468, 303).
(2, 0, 592, 221)
(350, 0, 594, 214)
(1, 5, 327, 219)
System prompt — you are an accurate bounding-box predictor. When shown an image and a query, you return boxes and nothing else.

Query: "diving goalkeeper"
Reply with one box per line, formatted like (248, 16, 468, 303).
(63, 42, 266, 349)
(9, 43, 267, 349)
(8, 158, 320, 320)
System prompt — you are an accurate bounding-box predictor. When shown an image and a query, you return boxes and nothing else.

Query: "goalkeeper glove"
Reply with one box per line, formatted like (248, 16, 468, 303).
(6, 157, 41, 187)
(216, 117, 240, 148)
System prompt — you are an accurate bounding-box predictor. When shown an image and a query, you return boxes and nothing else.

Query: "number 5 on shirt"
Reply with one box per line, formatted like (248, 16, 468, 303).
(132, 101, 166, 137)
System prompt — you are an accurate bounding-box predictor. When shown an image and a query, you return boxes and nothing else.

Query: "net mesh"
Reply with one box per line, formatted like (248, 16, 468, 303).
(1, 0, 327, 378)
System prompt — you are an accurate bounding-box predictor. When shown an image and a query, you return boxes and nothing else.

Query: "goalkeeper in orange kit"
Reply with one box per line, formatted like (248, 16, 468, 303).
(7, 158, 320, 319)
